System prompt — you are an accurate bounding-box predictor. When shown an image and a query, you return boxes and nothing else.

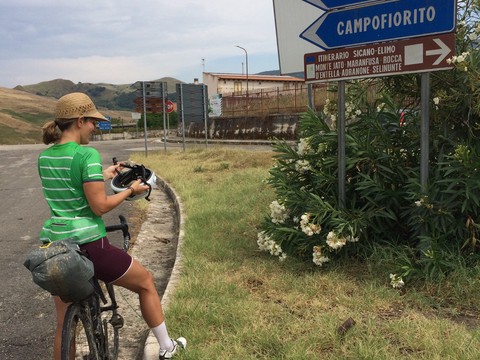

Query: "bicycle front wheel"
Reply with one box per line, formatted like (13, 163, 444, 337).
(61, 303, 100, 360)
(102, 283, 122, 359)
(102, 312, 120, 359)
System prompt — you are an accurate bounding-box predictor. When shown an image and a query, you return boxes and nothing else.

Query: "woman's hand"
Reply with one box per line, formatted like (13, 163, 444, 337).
(102, 163, 122, 180)
(129, 179, 150, 196)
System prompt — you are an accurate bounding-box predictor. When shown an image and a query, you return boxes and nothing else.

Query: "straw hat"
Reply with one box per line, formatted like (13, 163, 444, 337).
(55, 92, 108, 121)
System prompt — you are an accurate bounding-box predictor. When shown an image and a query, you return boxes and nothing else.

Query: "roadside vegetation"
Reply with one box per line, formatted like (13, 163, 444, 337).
(133, 148, 480, 359)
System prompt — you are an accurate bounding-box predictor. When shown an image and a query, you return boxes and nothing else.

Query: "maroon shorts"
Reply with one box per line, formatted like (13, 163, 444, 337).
(80, 237, 133, 284)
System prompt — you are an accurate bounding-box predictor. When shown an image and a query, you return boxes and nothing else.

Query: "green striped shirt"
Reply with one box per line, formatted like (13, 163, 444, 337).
(38, 142, 106, 244)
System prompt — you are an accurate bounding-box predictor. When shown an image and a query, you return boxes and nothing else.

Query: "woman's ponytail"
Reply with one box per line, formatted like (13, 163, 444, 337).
(42, 120, 61, 145)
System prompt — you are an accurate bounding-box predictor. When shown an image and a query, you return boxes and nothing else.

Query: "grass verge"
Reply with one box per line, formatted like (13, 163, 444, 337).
(132, 147, 480, 360)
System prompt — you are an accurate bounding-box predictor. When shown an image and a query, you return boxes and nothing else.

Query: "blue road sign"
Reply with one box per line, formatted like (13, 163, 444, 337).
(98, 121, 112, 131)
(304, 0, 380, 10)
(301, 0, 456, 50)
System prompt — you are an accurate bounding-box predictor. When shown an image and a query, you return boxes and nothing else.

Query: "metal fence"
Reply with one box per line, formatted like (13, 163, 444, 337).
(219, 83, 333, 117)
(219, 81, 384, 117)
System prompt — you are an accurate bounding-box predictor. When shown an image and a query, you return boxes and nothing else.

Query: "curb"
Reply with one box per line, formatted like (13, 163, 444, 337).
(142, 176, 186, 359)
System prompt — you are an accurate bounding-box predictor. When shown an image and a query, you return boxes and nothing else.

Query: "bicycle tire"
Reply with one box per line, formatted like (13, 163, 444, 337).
(61, 303, 100, 360)
(102, 312, 120, 359)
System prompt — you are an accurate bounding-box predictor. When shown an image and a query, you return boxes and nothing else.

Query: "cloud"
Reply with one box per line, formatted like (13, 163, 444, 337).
(0, 0, 280, 87)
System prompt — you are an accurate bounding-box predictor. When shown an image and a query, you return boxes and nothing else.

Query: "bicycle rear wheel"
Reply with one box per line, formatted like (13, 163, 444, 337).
(61, 303, 100, 360)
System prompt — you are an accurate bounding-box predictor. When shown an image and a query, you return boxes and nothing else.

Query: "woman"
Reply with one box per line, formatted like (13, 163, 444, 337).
(38, 92, 185, 360)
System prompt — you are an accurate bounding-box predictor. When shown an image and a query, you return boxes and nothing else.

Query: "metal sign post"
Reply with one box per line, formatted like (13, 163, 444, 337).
(338, 80, 346, 208)
(179, 84, 186, 152)
(203, 84, 209, 149)
(162, 82, 167, 153)
(142, 81, 148, 157)
(420, 72, 430, 192)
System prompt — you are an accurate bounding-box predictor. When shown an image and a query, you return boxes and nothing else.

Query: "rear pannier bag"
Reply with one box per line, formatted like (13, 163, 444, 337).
(24, 238, 95, 303)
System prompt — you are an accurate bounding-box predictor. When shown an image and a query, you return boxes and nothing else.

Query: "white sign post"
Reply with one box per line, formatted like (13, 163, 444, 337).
(272, 0, 324, 74)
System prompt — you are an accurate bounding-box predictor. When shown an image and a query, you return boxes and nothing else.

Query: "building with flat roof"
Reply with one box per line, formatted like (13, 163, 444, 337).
(202, 72, 304, 99)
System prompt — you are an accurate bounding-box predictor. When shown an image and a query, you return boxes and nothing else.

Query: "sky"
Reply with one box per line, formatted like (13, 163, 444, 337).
(0, 0, 283, 88)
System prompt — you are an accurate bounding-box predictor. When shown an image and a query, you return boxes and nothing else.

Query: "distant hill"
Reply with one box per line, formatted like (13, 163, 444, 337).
(14, 77, 185, 111)
(0, 87, 134, 145)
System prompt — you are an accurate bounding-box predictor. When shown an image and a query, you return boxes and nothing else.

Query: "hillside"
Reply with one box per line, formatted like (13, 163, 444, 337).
(0, 87, 133, 145)
(14, 77, 184, 111)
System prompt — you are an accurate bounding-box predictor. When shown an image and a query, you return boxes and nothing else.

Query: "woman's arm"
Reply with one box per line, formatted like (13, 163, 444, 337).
(84, 179, 148, 216)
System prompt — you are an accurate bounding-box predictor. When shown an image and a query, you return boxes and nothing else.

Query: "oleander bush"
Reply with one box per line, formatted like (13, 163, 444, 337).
(259, 97, 480, 286)
(258, 1, 480, 286)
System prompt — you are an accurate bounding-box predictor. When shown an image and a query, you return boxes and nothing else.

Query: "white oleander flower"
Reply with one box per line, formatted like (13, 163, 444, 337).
(295, 159, 312, 173)
(269, 200, 288, 224)
(257, 231, 286, 260)
(297, 138, 311, 156)
(326, 231, 347, 250)
(389, 273, 405, 289)
(312, 246, 330, 266)
(347, 235, 359, 243)
(300, 213, 321, 236)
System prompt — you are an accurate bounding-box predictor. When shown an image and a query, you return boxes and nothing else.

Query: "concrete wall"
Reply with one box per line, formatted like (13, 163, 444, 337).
(184, 114, 300, 140)
(93, 114, 301, 141)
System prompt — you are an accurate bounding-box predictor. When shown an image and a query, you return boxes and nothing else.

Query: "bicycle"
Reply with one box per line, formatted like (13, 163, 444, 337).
(60, 215, 131, 360)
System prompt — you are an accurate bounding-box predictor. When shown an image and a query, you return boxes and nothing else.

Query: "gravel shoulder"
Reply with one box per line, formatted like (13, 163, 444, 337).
(116, 177, 182, 360)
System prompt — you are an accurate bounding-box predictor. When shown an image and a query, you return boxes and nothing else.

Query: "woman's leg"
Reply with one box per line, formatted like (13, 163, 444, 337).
(112, 258, 164, 328)
(53, 296, 70, 360)
(113, 259, 179, 351)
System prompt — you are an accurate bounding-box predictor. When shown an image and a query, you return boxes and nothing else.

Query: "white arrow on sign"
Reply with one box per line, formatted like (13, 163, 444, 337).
(426, 38, 452, 65)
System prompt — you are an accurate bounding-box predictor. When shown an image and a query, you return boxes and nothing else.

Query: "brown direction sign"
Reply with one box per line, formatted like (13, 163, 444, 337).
(134, 97, 165, 114)
(304, 32, 455, 83)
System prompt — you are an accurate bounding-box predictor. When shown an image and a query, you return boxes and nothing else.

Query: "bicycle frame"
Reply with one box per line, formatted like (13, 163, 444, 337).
(61, 215, 130, 360)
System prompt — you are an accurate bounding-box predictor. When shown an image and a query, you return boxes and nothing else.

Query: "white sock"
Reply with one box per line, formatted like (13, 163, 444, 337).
(151, 322, 173, 351)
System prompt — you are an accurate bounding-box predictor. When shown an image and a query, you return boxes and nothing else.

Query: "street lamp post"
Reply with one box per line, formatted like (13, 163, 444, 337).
(235, 45, 249, 114)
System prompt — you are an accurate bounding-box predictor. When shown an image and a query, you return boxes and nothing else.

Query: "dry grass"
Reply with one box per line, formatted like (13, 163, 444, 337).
(130, 148, 480, 360)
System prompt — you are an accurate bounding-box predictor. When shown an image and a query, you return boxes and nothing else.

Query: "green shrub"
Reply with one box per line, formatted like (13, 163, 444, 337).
(259, 98, 480, 285)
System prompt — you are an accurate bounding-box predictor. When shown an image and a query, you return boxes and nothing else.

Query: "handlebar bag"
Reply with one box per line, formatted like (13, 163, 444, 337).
(23, 238, 95, 303)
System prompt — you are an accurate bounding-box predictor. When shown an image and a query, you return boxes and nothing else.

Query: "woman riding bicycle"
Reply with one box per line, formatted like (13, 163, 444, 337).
(38, 92, 185, 360)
